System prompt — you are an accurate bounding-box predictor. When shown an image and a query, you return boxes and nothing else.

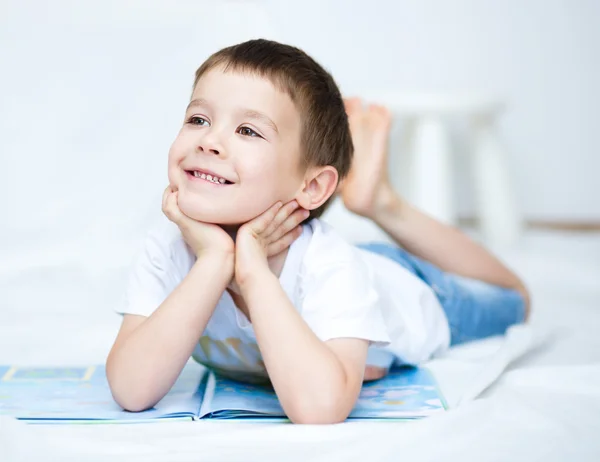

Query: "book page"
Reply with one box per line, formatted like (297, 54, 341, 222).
(0, 364, 208, 423)
(350, 367, 446, 419)
(199, 374, 284, 419)
(197, 371, 216, 418)
(200, 367, 446, 420)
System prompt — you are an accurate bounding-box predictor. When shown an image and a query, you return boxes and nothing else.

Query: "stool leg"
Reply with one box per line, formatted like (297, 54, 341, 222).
(407, 116, 456, 225)
(390, 116, 415, 197)
(471, 116, 522, 248)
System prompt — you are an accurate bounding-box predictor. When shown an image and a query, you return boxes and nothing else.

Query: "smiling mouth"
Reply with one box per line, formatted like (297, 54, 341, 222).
(185, 170, 234, 185)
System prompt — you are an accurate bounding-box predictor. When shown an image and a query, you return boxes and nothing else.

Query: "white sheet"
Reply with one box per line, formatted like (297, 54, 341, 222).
(1, 230, 600, 461)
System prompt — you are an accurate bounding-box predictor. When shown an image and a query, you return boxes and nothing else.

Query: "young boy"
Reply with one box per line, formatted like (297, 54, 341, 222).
(107, 39, 530, 424)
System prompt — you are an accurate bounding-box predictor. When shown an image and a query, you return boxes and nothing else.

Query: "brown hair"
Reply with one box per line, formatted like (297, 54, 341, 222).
(193, 39, 353, 220)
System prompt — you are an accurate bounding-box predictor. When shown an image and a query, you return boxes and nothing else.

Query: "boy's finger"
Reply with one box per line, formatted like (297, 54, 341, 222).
(266, 208, 308, 243)
(162, 190, 182, 224)
(266, 226, 303, 257)
(161, 186, 172, 210)
(248, 201, 282, 234)
(263, 200, 299, 238)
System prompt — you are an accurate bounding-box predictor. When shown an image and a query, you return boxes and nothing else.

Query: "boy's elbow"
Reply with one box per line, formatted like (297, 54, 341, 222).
(106, 366, 158, 413)
(126, 403, 154, 413)
(111, 387, 157, 413)
(288, 407, 348, 425)
(285, 394, 351, 425)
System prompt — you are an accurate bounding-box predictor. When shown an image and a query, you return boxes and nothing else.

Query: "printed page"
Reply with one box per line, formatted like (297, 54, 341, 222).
(197, 371, 216, 418)
(199, 374, 285, 419)
(199, 367, 446, 421)
(349, 367, 446, 419)
(0, 364, 208, 423)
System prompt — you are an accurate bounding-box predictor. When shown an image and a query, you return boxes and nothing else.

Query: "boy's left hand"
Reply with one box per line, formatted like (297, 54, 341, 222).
(235, 200, 309, 289)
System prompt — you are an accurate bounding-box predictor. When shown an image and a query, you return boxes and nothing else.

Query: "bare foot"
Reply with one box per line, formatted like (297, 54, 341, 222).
(363, 365, 389, 382)
(341, 99, 395, 219)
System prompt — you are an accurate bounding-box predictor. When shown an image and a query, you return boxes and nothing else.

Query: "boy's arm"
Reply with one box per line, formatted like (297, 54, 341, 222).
(106, 253, 233, 412)
(107, 187, 236, 411)
(377, 197, 530, 314)
(235, 203, 373, 424)
(241, 271, 368, 424)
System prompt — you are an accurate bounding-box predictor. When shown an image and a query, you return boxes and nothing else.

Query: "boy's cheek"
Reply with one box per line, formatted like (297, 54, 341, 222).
(166, 167, 179, 191)
(176, 193, 202, 219)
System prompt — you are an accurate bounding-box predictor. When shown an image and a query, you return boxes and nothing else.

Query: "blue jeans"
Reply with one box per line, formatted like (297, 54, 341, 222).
(357, 242, 526, 347)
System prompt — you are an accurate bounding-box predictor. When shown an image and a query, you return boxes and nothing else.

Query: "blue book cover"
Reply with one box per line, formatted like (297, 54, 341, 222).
(0, 364, 446, 424)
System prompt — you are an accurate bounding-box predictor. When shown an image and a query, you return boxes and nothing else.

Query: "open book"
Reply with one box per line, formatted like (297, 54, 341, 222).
(0, 364, 447, 424)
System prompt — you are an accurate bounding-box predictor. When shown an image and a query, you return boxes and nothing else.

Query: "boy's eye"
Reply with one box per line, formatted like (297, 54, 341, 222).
(188, 116, 210, 126)
(237, 126, 261, 138)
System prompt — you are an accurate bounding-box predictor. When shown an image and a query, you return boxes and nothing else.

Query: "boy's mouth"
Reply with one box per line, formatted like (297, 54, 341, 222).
(185, 169, 234, 185)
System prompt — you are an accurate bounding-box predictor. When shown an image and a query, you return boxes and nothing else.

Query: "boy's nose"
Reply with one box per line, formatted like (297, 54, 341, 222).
(198, 144, 220, 155)
(196, 130, 225, 156)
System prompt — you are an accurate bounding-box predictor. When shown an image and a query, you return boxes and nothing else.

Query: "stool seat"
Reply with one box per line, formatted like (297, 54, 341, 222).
(380, 93, 505, 117)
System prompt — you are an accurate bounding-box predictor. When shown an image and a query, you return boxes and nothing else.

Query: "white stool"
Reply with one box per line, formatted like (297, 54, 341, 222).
(379, 93, 522, 249)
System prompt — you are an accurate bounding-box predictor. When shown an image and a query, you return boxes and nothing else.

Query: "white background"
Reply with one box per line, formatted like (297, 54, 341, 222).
(1, 3, 599, 460)
(1, 0, 599, 276)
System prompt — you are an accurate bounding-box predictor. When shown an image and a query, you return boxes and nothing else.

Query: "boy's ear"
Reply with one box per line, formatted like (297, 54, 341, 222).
(296, 166, 339, 213)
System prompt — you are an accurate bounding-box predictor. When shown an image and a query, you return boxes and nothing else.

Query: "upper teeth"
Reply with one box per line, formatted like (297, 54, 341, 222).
(193, 171, 227, 184)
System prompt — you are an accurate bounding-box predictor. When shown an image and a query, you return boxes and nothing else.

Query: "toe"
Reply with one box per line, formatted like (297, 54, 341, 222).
(344, 97, 363, 115)
(372, 104, 391, 118)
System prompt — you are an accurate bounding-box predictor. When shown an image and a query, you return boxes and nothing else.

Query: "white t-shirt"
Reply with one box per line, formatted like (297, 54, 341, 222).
(118, 218, 450, 382)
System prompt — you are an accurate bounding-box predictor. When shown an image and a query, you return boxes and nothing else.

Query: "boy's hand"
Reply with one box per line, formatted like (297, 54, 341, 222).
(235, 200, 309, 288)
(162, 186, 234, 259)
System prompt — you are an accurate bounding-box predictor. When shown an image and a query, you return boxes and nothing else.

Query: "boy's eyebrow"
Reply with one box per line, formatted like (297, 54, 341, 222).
(186, 98, 210, 111)
(242, 109, 279, 134)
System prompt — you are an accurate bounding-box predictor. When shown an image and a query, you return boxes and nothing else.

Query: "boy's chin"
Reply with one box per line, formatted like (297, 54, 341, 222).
(177, 201, 246, 226)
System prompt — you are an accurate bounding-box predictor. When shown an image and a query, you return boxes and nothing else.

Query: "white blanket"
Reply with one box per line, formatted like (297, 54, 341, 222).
(1, 230, 599, 461)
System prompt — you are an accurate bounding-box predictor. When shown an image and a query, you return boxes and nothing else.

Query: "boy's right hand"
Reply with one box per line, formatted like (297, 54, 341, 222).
(162, 186, 234, 259)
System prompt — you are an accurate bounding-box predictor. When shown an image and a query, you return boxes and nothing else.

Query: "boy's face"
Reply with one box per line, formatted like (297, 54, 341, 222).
(168, 67, 305, 225)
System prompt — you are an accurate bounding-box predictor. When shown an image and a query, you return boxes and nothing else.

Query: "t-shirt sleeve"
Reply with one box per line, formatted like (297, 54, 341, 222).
(116, 228, 182, 317)
(300, 261, 390, 347)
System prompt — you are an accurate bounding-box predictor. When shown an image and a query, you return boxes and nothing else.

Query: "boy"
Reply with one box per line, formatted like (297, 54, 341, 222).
(107, 39, 530, 424)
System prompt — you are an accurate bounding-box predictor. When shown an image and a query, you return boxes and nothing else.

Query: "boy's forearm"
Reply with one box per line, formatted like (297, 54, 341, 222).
(241, 271, 352, 424)
(107, 253, 233, 411)
(377, 197, 526, 291)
